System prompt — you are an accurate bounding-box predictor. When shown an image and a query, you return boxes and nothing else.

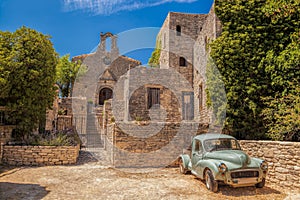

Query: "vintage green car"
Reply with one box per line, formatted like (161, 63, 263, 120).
(178, 133, 268, 192)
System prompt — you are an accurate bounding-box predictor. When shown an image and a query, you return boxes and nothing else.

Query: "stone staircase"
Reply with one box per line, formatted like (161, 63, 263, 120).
(85, 113, 104, 148)
(77, 111, 113, 166)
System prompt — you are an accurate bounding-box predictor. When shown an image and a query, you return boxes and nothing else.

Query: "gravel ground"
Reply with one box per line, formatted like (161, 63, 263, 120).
(0, 151, 298, 200)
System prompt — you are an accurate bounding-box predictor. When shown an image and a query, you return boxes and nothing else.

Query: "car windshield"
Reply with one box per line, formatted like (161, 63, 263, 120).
(203, 138, 241, 152)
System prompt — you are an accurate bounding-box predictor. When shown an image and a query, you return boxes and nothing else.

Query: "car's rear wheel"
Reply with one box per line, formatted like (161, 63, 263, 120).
(179, 158, 187, 174)
(205, 169, 218, 192)
(256, 178, 265, 188)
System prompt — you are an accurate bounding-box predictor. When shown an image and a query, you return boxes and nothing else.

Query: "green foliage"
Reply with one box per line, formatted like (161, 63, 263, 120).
(211, 0, 300, 140)
(26, 129, 81, 146)
(261, 86, 300, 141)
(33, 133, 72, 146)
(148, 36, 161, 68)
(56, 54, 87, 97)
(0, 26, 58, 136)
(206, 57, 227, 127)
(260, 0, 300, 141)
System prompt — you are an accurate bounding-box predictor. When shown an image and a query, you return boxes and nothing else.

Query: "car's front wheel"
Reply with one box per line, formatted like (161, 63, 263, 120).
(256, 178, 265, 188)
(179, 158, 187, 174)
(205, 169, 218, 192)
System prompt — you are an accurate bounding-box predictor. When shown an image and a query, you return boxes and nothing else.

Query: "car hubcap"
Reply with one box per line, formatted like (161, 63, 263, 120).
(206, 174, 210, 189)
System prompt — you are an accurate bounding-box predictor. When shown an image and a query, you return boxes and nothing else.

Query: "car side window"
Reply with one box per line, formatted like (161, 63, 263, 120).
(194, 140, 203, 154)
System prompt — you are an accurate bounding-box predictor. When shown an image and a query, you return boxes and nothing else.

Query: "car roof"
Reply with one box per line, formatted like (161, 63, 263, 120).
(193, 133, 236, 141)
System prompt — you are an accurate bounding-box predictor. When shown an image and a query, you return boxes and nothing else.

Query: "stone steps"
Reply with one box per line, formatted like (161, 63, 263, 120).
(86, 114, 103, 148)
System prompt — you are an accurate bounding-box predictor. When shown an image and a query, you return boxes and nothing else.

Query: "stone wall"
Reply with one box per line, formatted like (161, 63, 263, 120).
(45, 96, 59, 131)
(193, 6, 222, 124)
(240, 140, 300, 192)
(0, 125, 15, 163)
(128, 85, 181, 122)
(1, 144, 80, 166)
(159, 12, 207, 86)
(0, 125, 14, 144)
(57, 116, 73, 131)
(106, 122, 208, 168)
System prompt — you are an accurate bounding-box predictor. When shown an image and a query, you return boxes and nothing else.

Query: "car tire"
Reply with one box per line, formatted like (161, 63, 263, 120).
(179, 158, 187, 174)
(205, 169, 218, 192)
(256, 178, 265, 188)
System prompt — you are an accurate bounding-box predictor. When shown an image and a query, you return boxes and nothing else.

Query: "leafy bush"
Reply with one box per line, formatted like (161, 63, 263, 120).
(11, 128, 81, 146)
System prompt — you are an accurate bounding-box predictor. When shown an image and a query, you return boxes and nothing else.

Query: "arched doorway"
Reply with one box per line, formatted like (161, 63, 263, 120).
(99, 88, 113, 105)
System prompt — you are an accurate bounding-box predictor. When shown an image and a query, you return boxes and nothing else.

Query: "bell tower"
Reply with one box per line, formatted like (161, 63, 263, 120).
(97, 32, 119, 65)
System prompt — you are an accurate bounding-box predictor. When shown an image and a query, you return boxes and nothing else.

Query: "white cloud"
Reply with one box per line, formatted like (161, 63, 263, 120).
(63, 0, 198, 15)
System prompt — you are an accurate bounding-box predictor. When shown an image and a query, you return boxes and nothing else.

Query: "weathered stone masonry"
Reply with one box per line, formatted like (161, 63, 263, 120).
(240, 140, 300, 192)
(1, 144, 80, 166)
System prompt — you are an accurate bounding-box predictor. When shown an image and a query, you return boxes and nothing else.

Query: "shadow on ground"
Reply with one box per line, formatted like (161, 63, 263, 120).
(0, 182, 49, 200)
(76, 150, 99, 165)
(196, 178, 283, 197)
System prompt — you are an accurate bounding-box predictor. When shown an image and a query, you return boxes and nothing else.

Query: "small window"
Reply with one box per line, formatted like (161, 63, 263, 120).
(199, 84, 203, 110)
(176, 25, 181, 36)
(147, 88, 160, 109)
(179, 57, 186, 66)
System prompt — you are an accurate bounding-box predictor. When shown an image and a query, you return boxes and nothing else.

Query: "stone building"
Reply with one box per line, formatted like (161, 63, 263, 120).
(59, 4, 220, 132)
(115, 8, 221, 125)
(193, 6, 222, 125)
(53, 4, 222, 166)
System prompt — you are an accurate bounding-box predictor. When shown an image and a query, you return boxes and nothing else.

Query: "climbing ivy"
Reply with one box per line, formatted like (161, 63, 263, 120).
(210, 0, 300, 140)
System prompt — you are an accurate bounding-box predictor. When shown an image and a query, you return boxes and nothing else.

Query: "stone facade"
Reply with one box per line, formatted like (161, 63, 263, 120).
(70, 33, 141, 137)
(1, 144, 80, 166)
(105, 122, 207, 168)
(240, 140, 300, 192)
(157, 6, 221, 125)
(0, 125, 15, 145)
(159, 12, 207, 85)
(0, 125, 15, 163)
(193, 6, 222, 124)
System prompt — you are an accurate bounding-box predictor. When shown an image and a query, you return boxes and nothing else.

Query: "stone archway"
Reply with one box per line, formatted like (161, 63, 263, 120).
(99, 88, 113, 105)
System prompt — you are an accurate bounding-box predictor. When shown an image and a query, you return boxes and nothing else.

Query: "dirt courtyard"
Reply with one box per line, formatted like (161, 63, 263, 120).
(1, 161, 297, 200)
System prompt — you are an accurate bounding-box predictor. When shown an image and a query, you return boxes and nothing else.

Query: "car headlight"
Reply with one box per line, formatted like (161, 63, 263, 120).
(218, 163, 227, 172)
(260, 161, 268, 170)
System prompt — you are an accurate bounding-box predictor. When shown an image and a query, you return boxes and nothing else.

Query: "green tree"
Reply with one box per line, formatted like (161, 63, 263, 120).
(211, 0, 300, 139)
(56, 54, 87, 97)
(260, 0, 300, 141)
(0, 26, 58, 137)
(262, 85, 300, 141)
(148, 37, 161, 68)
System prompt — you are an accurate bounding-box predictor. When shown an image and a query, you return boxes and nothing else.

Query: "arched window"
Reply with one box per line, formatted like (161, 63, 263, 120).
(176, 25, 181, 36)
(99, 88, 113, 105)
(179, 57, 186, 67)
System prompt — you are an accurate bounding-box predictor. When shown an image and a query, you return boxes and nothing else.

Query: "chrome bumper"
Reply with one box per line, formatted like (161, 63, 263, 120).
(230, 177, 260, 187)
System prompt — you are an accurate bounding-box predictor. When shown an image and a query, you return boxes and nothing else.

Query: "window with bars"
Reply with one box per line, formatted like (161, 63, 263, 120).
(147, 88, 160, 109)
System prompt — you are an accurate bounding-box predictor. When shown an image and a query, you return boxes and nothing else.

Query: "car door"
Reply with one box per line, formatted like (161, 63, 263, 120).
(191, 139, 204, 176)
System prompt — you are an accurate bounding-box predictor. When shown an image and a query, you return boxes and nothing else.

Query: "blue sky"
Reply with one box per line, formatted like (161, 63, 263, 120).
(0, 0, 214, 64)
